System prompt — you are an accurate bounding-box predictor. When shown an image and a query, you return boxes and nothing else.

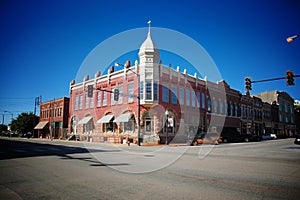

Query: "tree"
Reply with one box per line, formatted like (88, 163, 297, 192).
(10, 112, 39, 134)
(0, 124, 8, 134)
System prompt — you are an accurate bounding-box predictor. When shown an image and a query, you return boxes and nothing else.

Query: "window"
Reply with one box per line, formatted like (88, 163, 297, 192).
(128, 83, 134, 103)
(146, 82, 152, 100)
(213, 100, 218, 113)
(118, 86, 123, 104)
(284, 102, 288, 113)
(162, 84, 169, 103)
(235, 104, 238, 117)
(279, 114, 283, 122)
(97, 91, 101, 107)
(140, 81, 144, 100)
(208, 99, 211, 112)
(186, 88, 190, 106)
(154, 82, 158, 100)
(191, 90, 196, 107)
(290, 105, 293, 114)
(219, 102, 224, 114)
(75, 95, 79, 110)
(202, 93, 205, 109)
(171, 86, 177, 104)
(102, 91, 107, 106)
(90, 95, 94, 108)
(197, 91, 200, 108)
(179, 87, 184, 105)
(79, 95, 83, 110)
(85, 94, 89, 109)
(230, 103, 234, 116)
(111, 90, 115, 105)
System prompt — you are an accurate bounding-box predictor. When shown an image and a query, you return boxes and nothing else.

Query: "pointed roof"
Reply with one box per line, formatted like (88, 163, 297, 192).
(138, 21, 159, 56)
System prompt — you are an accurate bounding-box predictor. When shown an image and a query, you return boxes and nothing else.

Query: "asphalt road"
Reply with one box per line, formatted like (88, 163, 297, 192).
(0, 137, 299, 200)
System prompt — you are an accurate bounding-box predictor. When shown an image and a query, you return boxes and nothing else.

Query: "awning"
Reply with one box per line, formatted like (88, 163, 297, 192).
(97, 115, 114, 124)
(34, 121, 48, 129)
(78, 116, 92, 125)
(114, 113, 133, 123)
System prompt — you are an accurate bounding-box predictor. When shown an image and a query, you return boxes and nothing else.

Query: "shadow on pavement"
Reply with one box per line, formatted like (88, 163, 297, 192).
(0, 138, 127, 167)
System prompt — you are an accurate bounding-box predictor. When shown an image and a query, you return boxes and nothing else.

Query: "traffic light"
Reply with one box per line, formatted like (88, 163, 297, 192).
(114, 89, 119, 101)
(286, 70, 294, 86)
(87, 85, 93, 98)
(245, 77, 252, 90)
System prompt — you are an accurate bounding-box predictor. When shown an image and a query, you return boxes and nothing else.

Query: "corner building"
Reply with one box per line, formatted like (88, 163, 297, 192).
(69, 28, 232, 144)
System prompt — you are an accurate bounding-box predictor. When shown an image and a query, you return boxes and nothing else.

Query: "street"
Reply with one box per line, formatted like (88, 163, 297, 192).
(0, 137, 299, 200)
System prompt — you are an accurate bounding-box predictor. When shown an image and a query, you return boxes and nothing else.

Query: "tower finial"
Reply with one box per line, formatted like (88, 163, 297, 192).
(147, 20, 151, 34)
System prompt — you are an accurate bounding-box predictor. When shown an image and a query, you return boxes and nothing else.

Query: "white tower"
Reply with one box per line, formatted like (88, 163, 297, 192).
(138, 21, 160, 104)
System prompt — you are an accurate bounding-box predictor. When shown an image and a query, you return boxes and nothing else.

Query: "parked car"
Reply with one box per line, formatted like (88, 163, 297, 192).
(261, 134, 272, 140)
(262, 133, 277, 140)
(191, 133, 222, 145)
(19, 132, 32, 138)
(221, 131, 261, 143)
(294, 134, 300, 145)
(270, 134, 277, 139)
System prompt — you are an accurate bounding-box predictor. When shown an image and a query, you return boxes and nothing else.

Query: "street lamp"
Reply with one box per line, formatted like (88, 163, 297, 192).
(115, 61, 141, 146)
(165, 110, 169, 145)
(286, 34, 299, 43)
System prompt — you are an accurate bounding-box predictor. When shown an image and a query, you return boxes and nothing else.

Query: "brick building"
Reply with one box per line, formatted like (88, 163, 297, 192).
(68, 27, 296, 144)
(68, 27, 238, 144)
(35, 97, 69, 139)
(254, 91, 296, 137)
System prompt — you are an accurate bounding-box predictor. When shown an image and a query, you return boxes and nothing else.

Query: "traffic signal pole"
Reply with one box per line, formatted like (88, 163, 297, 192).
(252, 75, 300, 83)
(244, 72, 299, 95)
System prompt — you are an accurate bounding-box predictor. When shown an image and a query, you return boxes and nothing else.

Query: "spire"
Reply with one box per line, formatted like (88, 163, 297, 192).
(138, 20, 159, 57)
(147, 20, 151, 35)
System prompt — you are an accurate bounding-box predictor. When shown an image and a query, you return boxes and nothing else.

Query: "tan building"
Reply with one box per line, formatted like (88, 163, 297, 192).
(254, 91, 296, 137)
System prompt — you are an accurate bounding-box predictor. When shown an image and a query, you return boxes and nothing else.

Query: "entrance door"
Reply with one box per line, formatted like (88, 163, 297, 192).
(144, 119, 153, 134)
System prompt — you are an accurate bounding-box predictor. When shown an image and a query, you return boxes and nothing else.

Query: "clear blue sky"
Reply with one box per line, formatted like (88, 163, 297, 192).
(0, 0, 299, 125)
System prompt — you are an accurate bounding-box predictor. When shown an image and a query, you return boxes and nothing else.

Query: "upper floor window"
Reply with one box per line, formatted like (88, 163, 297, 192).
(219, 102, 224, 114)
(171, 86, 177, 104)
(179, 87, 184, 105)
(118, 86, 123, 104)
(79, 95, 83, 110)
(128, 83, 134, 103)
(75, 95, 79, 110)
(202, 93, 206, 109)
(90, 95, 94, 108)
(186, 88, 191, 106)
(192, 90, 196, 107)
(208, 98, 212, 112)
(146, 82, 152, 100)
(140, 81, 144, 100)
(197, 91, 201, 108)
(154, 82, 158, 100)
(97, 91, 102, 107)
(213, 100, 218, 113)
(102, 91, 107, 106)
(162, 84, 169, 103)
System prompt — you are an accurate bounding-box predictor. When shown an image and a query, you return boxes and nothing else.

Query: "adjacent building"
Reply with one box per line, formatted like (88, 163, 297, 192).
(35, 97, 70, 139)
(253, 91, 296, 137)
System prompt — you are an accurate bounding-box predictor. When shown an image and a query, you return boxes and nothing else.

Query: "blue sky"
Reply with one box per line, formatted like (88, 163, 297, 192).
(0, 0, 299, 125)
